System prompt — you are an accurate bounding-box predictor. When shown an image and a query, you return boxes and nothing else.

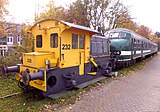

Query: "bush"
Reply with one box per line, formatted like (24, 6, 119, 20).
(0, 45, 27, 75)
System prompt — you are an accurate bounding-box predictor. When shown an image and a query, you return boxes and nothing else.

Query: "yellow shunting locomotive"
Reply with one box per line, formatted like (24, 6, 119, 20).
(2, 19, 114, 97)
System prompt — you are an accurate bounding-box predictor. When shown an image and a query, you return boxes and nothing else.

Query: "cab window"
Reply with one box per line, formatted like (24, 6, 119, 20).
(126, 33, 131, 39)
(36, 35, 42, 48)
(72, 34, 78, 49)
(50, 33, 58, 48)
(109, 32, 119, 38)
(119, 32, 126, 38)
(79, 34, 85, 49)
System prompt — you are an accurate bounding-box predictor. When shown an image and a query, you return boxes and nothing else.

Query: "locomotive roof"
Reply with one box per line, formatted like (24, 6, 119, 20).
(105, 28, 157, 46)
(29, 19, 98, 34)
(61, 20, 99, 33)
(92, 34, 109, 39)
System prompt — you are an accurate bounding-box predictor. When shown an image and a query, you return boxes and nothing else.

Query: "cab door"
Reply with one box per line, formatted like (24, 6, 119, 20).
(79, 34, 85, 75)
(47, 28, 60, 58)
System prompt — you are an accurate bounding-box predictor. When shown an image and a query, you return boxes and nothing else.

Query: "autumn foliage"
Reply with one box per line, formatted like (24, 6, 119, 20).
(0, 0, 8, 36)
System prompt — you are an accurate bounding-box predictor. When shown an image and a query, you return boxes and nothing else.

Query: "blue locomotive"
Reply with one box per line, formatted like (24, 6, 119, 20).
(105, 28, 158, 68)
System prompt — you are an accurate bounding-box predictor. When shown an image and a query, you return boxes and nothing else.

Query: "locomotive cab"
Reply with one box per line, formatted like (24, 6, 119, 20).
(107, 31, 132, 57)
(19, 20, 97, 94)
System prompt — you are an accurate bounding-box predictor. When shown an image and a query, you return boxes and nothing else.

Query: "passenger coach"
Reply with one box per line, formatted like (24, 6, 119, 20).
(105, 28, 158, 68)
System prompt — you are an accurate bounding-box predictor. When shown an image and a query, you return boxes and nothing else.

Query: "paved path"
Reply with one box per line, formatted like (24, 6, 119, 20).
(59, 54, 160, 112)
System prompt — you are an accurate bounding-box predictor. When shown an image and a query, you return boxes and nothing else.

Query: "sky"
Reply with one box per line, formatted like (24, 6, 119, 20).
(122, 0, 160, 32)
(6, 0, 74, 23)
(5, 0, 160, 32)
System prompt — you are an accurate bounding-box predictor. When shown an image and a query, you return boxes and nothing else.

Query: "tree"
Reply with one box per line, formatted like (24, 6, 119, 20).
(136, 25, 152, 38)
(0, 0, 8, 20)
(0, 0, 8, 36)
(80, 0, 130, 34)
(65, 0, 90, 27)
(20, 24, 33, 52)
(35, 0, 130, 35)
(115, 12, 138, 32)
(148, 34, 159, 43)
(85, 0, 110, 32)
(155, 32, 160, 38)
(35, 0, 66, 22)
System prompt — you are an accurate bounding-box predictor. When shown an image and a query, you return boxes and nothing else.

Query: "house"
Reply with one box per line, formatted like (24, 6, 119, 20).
(0, 22, 22, 56)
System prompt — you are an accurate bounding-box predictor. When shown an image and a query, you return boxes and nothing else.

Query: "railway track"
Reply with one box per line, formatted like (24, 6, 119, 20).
(0, 92, 21, 100)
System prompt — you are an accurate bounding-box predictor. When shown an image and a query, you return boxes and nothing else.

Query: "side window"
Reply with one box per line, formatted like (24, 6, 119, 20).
(126, 33, 131, 38)
(10, 37, 13, 42)
(72, 34, 78, 49)
(36, 35, 42, 48)
(97, 41, 103, 54)
(50, 33, 58, 48)
(79, 34, 85, 49)
(7, 38, 9, 42)
(91, 41, 97, 54)
(103, 41, 108, 54)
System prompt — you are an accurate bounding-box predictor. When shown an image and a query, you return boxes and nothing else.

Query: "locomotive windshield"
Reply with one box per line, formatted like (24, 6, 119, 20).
(109, 32, 126, 38)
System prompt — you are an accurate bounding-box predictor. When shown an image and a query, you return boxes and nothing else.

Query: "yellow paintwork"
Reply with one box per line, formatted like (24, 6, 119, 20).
(22, 52, 55, 68)
(89, 58, 98, 67)
(29, 71, 47, 91)
(16, 19, 98, 91)
(79, 52, 85, 75)
(87, 72, 97, 75)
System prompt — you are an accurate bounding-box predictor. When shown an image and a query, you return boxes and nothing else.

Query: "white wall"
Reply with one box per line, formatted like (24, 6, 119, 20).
(0, 45, 8, 56)
(7, 36, 14, 45)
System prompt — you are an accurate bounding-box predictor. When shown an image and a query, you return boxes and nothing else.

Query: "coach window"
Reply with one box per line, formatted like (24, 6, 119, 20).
(137, 40, 140, 48)
(146, 43, 148, 48)
(142, 42, 144, 48)
(133, 38, 135, 44)
(50, 33, 58, 48)
(36, 35, 42, 48)
(79, 34, 85, 49)
(72, 34, 78, 49)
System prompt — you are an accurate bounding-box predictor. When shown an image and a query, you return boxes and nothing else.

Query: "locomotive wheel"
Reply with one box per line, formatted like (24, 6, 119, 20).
(102, 63, 112, 76)
(18, 79, 30, 92)
(125, 62, 129, 68)
(131, 59, 136, 65)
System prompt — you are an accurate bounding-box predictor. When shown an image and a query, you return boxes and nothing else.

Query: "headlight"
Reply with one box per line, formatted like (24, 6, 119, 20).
(45, 60, 50, 69)
(116, 51, 121, 55)
(113, 50, 121, 55)
(45, 60, 50, 65)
